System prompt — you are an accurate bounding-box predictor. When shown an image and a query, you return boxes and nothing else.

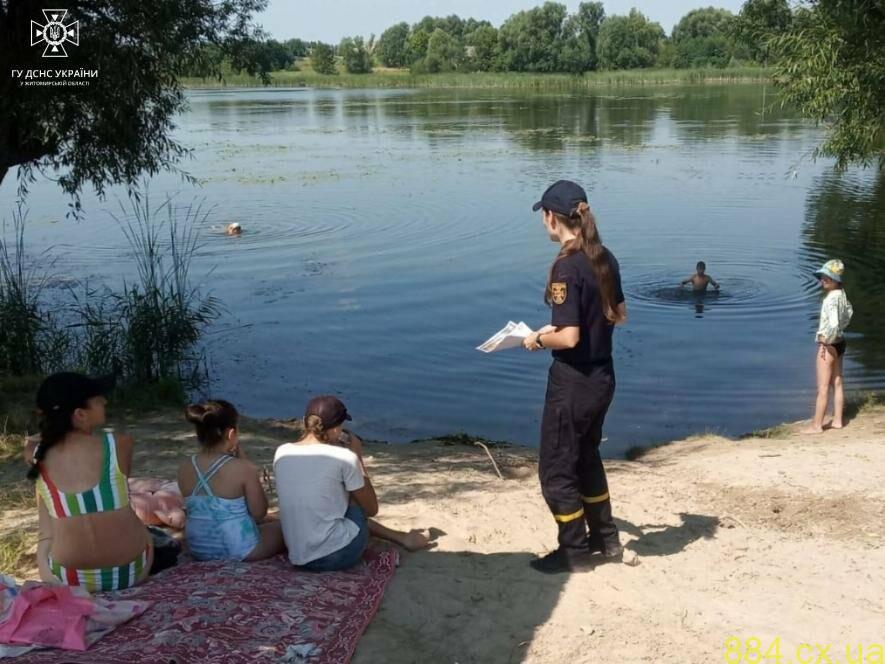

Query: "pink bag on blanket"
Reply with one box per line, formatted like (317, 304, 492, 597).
(129, 478, 186, 529)
(0, 583, 93, 650)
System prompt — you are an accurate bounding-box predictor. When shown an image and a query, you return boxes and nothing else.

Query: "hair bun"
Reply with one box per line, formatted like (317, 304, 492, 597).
(185, 400, 239, 447)
(184, 403, 208, 425)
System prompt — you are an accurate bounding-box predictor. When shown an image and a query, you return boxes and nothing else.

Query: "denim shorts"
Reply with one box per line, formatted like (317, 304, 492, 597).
(301, 505, 368, 572)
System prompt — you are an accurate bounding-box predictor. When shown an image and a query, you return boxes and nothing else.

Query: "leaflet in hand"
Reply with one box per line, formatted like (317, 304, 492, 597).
(476, 321, 533, 353)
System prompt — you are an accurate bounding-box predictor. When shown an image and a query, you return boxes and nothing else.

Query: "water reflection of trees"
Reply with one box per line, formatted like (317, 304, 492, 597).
(802, 170, 885, 374)
(368, 90, 658, 151)
(203, 86, 801, 155)
(663, 85, 799, 140)
(315, 86, 800, 153)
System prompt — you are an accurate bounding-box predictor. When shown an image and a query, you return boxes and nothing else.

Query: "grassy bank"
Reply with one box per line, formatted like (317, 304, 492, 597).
(181, 65, 769, 91)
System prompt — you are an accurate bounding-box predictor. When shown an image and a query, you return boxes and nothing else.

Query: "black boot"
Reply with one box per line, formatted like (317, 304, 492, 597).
(530, 547, 595, 574)
(587, 534, 623, 562)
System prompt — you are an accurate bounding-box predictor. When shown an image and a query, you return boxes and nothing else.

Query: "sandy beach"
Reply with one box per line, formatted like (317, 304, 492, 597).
(2, 406, 883, 663)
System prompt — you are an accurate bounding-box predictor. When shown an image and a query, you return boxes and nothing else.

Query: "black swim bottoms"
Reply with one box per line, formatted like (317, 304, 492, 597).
(822, 340, 846, 357)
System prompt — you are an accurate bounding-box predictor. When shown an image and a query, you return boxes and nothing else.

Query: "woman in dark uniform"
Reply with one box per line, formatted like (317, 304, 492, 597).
(522, 180, 627, 574)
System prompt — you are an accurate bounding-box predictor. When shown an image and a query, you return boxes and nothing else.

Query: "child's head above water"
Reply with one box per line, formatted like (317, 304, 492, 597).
(302, 395, 352, 443)
(696, 261, 706, 274)
(815, 259, 844, 291)
(185, 399, 239, 449)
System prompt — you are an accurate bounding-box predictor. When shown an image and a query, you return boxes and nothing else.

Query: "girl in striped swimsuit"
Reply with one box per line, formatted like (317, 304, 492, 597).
(27, 373, 154, 592)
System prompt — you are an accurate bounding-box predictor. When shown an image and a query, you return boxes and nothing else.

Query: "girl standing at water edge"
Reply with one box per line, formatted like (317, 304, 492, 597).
(522, 180, 627, 574)
(274, 396, 431, 572)
(25, 373, 154, 591)
(803, 260, 853, 434)
(178, 400, 285, 561)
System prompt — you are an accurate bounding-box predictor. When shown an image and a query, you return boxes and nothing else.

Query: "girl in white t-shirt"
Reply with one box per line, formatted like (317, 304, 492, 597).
(274, 396, 431, 571)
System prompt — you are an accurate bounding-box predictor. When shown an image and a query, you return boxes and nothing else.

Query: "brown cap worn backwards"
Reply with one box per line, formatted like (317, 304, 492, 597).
(304, 395, 352, 429)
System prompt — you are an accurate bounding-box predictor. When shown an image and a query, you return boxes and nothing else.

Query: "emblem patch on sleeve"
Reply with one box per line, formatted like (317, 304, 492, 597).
(551, 282, 567, 305)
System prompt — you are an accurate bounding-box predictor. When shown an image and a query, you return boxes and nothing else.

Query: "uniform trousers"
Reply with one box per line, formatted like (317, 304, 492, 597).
(539, 358, 619, 552)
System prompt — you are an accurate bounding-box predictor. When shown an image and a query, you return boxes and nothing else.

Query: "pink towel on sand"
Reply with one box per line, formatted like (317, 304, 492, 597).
(0, 584, 93, 650)
(0, 579, 151, 655)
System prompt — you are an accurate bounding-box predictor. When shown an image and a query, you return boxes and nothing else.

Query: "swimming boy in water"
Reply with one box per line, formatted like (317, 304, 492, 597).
(681, 261, 720, 292)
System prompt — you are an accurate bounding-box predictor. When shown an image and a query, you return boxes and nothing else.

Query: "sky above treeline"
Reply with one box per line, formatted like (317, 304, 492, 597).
(257, 0, 747, 43)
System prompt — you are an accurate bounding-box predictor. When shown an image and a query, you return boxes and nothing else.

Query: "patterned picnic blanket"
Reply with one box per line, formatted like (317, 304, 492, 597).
(14, 550, 398, 663)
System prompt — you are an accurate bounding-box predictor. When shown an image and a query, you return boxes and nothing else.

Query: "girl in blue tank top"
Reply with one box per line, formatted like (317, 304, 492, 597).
(177, 400, 285, 561)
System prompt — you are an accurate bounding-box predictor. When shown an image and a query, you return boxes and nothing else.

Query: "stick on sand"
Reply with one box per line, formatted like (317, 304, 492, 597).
(474, 441, 504, 480)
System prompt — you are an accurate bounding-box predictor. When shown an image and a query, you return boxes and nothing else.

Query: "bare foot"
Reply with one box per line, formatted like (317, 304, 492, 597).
(830, 421, 844, 430)
(801, 425, 825, 434)
(400, 529, 433, 552)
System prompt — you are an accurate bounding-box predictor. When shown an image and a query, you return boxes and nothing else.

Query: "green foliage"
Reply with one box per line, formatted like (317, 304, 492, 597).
(406, 16, 466, 64)
(178, 3, 787, 81)
(0, 0, 269, 214)
(771, 0, 885, 169)
(0, 374, 43, 435)
(0, 531, 33, 581)
(671, 7, 737, 68)
(423, 29, 463, 73)
(377, 22, 411, 67)
(310, 43, 338, 75)
(111, 377, 189, 412)
(734, 0, 794, 63)
(673, 7, 736, 41)
(465, 25, 500, 72)
(498, 2, 569, 73)
(0, 195, 220, 402)
(656, 40, 678, 68)
(181, 67, 768, 91)
(86, 194, 222, 386)
(0, 206, 67, 377)
(559, 16, 595, 74)
(283, 39, 311, 59)
(597, 9, 666, 70)
(557, 2, 607, 75)
(572, 2, 606, 71)
(240, 39, 296, 77)
(339, 37, 372, 74)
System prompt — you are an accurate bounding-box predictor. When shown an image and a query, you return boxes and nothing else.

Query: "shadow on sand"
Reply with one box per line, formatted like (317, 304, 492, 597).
(354, 549, 567, 664)
(618, 513, 719, 557)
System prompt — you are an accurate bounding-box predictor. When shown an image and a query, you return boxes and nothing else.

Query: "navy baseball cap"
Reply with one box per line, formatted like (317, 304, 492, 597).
(305, 395, 352, 429)
(532, 180, 588, 216)
(36, 372, 115, 413)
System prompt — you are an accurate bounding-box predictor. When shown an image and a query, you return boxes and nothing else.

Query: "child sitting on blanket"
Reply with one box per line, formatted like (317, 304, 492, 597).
(274, 396, 432, 572)
(25, 373, 155, 592)
(178, 400, 285, 561)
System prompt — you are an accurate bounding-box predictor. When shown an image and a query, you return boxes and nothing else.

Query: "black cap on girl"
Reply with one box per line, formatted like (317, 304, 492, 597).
(36, 372, 115, 413)
(532, 180, 588, 216)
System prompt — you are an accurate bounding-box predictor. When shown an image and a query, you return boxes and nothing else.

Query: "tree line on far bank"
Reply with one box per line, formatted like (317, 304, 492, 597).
(211, 0, 795, 78)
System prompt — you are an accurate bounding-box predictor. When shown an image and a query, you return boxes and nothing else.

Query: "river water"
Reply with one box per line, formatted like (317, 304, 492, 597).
(4, 85, 884, 454)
